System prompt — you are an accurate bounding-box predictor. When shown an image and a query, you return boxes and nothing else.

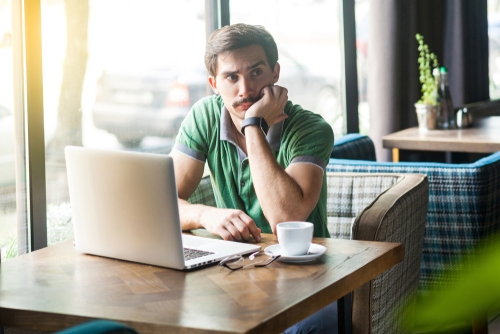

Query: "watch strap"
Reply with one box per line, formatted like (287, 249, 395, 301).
(241, 117, 269, 136)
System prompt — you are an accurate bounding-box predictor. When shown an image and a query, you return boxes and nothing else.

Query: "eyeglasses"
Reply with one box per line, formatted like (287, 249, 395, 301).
(218, 250, 281, 271)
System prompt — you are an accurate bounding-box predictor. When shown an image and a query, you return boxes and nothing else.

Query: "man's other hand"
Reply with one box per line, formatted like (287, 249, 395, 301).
(201, 207, 261, 242)
(245, 85, 288, 126)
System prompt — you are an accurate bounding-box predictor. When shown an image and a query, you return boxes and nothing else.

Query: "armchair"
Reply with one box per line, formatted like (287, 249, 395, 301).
(327, 135, 500, 294)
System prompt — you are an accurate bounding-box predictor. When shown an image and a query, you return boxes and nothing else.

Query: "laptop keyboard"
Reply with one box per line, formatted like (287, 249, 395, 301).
(183, 248, 214, 261)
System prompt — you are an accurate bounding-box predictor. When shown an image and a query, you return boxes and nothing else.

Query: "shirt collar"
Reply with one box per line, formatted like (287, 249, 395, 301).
(220, 105, 284, 151)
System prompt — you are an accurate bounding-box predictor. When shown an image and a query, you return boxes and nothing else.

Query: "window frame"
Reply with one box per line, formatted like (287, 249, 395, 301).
(24, 0, 47, 251)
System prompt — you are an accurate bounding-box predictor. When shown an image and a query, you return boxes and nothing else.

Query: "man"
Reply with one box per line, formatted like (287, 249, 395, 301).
(170, 23, 336, 333)
(170, 23, 333, 242)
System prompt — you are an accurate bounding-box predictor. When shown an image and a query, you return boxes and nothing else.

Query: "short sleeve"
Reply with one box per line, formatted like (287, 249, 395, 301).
(173, 97, 215, 163)
(284, 106, 334, 171)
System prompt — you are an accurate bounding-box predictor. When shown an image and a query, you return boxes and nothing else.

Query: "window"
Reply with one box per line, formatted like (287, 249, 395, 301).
(488, 0, 500, 99)
(0, 0, 28, 261)
(355, 0, 369, 135)
(41, 0, 207, 245)
(231, 0, 345, 138)
(0, 6, 17, 259)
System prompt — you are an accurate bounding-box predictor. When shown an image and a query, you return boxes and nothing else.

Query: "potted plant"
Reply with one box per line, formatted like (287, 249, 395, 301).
(415, 33, 440, 130)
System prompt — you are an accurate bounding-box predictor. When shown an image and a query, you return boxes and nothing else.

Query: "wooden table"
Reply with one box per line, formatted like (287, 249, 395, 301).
(0, 235, 404, 334)
(383, 116, 500, 162)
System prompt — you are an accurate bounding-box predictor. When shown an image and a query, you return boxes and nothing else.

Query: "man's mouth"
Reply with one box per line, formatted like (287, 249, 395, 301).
(233, 97, 259, 110)
(238, 103, 254, 110)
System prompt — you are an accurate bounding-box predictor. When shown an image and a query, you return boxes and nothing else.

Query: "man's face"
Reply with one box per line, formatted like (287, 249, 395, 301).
(208, 44, 280, 122)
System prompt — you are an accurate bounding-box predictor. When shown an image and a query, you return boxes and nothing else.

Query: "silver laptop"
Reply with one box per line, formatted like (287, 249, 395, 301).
(65, 146, 260, 270)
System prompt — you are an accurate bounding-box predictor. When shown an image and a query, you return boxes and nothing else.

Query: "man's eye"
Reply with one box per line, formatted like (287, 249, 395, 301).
(226, 74, 237, 80)
(252, 69, 262, 76)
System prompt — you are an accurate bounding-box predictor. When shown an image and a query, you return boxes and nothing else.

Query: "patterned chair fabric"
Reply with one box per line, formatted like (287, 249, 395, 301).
(188, 175, 216, 207)
(327, 151, 500, 295)
(326, 174, 404, 239)
(330, 133, 377, 161)
(327, 172, 428, 334)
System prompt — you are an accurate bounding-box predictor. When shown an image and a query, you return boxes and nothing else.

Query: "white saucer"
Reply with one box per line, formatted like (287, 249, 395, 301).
(264, 244, 327, 263)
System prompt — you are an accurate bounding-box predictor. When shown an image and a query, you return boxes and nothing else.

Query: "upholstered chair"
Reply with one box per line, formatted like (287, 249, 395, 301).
(327, 134, 500, 295)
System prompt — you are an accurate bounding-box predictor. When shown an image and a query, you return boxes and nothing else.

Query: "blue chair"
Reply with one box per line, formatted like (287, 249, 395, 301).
(55, 320, 137, 334)
(328, 135, 500, 294)
(330, 133, 376, 161)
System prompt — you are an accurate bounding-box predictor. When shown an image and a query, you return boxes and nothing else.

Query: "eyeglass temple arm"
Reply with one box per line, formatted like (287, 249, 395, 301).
(254, 255, 281, 267)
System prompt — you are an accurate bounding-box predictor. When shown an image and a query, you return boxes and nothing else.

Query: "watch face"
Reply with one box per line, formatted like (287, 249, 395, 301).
(260, 118, 269, 135)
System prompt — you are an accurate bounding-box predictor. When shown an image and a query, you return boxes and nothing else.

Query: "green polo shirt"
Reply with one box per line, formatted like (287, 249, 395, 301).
(173, 95, 333, 238)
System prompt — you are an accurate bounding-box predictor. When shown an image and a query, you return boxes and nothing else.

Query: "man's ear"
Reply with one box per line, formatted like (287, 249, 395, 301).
(208, 76, 219, 94)
(272, 62, 280, 84)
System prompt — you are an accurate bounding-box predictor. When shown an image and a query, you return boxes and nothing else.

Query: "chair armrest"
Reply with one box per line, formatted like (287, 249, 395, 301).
(353, 173, 428, 242)
(352, 173, 429, 334)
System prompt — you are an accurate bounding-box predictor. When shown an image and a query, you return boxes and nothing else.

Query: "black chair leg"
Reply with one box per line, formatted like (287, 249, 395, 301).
(337, 293, 352, 334)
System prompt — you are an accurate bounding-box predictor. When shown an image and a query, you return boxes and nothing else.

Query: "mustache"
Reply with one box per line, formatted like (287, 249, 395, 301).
(232, 96, 260, 109)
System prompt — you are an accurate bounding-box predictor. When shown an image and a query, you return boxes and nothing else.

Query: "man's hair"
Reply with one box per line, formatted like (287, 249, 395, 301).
(204, 23, 279, 77)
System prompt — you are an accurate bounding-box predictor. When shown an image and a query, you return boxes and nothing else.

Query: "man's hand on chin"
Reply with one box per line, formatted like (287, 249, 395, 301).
(245, 85, 289, 126)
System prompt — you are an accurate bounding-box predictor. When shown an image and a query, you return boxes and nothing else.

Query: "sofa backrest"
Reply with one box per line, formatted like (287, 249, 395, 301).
(331, 134, 377, 161)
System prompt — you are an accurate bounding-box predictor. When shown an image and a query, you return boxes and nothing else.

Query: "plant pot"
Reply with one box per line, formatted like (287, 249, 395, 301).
(415, 104, 438, 131)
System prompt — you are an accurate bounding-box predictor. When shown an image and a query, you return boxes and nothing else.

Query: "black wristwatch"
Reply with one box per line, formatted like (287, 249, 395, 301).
(241, 117, 269, 136)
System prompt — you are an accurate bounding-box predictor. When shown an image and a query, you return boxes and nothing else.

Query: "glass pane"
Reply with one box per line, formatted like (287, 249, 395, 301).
(355, 0, 369, 135)
(0, 0, 28, 261)
(42, 0, 207, 245)
(230, 0, 345, 138)
(488, 0, 500, 99)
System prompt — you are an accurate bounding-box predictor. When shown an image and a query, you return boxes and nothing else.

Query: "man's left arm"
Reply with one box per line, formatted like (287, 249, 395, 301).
(245, 126, 325, 234)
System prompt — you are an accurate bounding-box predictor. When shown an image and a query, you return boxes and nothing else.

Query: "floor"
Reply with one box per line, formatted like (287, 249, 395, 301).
(490, 313, 500, 334)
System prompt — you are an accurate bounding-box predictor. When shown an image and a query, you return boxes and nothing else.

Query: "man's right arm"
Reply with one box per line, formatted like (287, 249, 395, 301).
(170, 150, 261, 242)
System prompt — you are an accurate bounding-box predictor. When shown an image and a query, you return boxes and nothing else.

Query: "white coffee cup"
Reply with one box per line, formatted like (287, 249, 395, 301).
(276, 222, 314, 256)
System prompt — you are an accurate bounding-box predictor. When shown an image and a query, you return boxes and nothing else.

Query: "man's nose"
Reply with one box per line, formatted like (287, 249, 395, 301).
(238, 76, 255, 97)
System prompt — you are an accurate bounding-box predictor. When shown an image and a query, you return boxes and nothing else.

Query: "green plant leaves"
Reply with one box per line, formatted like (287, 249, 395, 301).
(416, 33, 439, 105)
